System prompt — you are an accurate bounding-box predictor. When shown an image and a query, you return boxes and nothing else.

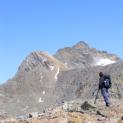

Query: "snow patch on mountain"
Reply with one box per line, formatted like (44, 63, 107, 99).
(54, 67, 60, 80)
(49, 65, 55, 71)
(95, 58, 116, 66)
(43, 91, 45, 95)
(39, 97, 43, 103)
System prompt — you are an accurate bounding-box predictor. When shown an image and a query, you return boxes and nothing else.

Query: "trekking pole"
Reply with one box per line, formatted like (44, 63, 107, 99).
(94, 88, 100, 104)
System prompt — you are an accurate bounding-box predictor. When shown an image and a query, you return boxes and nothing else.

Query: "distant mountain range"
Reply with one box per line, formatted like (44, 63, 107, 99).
(0, 41, 122, 116)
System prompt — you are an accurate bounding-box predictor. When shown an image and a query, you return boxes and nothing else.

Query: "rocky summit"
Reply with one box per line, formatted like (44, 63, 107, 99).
(0, 41, 123, 122)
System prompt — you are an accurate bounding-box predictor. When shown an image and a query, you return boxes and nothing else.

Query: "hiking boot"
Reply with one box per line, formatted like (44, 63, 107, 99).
(106, 103, 110, 107)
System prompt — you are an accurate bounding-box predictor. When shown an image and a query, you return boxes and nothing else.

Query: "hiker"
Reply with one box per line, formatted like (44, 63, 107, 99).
(99, 72, 111, 107)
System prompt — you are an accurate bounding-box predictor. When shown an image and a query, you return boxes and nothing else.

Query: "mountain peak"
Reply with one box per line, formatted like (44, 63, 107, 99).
(72, 41, 89, 49)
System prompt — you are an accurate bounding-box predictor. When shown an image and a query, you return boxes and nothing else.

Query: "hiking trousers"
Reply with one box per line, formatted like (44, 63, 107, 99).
(101, 88, 110, 106)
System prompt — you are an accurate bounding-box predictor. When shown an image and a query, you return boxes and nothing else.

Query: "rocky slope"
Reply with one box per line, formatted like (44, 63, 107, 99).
(1, 99, 123, 123)
(0, 51, 67, 116)
(0, 41, 122, 117)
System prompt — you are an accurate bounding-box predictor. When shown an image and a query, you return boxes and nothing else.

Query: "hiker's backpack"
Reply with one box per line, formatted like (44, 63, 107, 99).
(103, 74, 112, 89)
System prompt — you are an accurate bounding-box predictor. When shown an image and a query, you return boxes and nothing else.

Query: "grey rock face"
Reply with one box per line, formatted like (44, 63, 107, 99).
(0, 41, 122, 116)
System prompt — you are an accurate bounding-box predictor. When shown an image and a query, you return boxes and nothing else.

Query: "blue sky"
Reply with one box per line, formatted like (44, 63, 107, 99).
(0, 0, 123, 84)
